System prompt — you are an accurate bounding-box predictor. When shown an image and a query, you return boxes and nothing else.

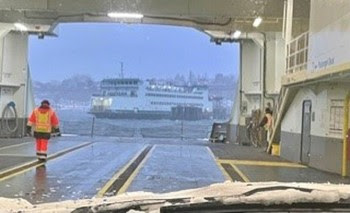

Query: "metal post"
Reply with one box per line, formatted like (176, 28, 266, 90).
(91, 116, 95, 138)
(120, 62, 124, 78)
(181, 106, 184, 141)
(342, 92, 350, 176)
(285, 0, 294, 44)
(22, 64, 30, 138)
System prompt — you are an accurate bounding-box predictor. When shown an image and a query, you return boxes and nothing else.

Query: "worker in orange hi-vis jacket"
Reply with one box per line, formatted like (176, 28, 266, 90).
(26, 100, 61, 161)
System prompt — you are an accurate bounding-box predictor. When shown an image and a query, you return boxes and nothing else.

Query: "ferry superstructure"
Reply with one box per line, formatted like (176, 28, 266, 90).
(90, 78, 212, 119)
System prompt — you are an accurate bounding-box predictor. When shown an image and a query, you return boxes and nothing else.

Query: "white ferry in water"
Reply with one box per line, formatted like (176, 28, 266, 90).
(90, 78, 213, 120)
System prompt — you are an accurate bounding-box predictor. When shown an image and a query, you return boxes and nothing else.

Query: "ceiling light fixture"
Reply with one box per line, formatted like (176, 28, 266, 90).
(233, 30, 242, 39)
(107, 12, 144, 19)
(14, 23, 28, 31)
(253, 17, 263, 28)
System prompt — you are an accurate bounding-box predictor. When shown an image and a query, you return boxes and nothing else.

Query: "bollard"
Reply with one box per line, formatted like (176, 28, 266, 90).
(181, 120, 184, 141)
(91, 116, 95, 138)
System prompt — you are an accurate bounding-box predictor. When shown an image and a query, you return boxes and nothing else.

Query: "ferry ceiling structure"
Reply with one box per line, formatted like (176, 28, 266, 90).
(0, 0, 309, 40)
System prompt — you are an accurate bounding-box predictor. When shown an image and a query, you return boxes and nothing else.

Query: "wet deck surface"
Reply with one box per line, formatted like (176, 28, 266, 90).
(1, 136, 350, 204)
(0, 142, 144, 203)
(127, 145, 225, 193)
(0, 139, 89, 173)
(209, 142, 286, 161)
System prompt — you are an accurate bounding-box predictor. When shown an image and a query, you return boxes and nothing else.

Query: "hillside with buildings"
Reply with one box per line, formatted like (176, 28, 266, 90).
(34, 73, 236, 119)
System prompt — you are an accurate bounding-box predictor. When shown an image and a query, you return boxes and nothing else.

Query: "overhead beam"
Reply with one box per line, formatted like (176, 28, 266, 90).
(0, 0, 309, 33)
(0, 0, 286, 17)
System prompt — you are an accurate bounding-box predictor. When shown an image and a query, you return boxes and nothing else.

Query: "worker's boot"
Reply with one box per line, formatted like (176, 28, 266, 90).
(37, 154, 47, 162)
(38, 158, 46, 162)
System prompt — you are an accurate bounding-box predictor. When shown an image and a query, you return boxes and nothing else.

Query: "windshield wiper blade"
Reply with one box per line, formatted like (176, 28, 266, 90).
(160, 202, 350, 213)
(241, 185, 313, 196)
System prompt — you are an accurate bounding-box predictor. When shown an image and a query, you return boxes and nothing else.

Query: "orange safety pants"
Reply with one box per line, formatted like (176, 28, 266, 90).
(36, 138, 48, 160)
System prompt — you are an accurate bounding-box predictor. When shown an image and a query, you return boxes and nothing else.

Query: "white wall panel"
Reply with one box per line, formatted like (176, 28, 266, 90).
(308, 0, 350, 72)
(282, 84, 349, 139)
(0, 32, 29, 118)
(281, 88, 316, 134)
(241, 40, 261, 94)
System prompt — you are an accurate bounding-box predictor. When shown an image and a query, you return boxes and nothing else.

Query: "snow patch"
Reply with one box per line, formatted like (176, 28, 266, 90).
(190, 197, 208, 203)
(221, 189, 347, 205)
(3, 182, 350, 212)
(127, 210, 146, 213)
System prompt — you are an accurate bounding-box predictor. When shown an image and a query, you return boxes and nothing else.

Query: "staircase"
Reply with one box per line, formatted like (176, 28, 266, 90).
(267, 86, 298, 153)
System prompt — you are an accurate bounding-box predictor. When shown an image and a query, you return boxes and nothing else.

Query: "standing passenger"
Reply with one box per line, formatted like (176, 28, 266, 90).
(259, 108, 274, 144)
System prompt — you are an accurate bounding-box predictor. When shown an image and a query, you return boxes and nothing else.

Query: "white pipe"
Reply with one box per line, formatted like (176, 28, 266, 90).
(285, 0, 294, 43)
(282, 0, 287, 39)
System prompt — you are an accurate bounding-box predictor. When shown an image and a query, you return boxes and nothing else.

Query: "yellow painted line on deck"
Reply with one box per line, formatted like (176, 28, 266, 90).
(207, 147, 232, 181)
(230, 163, 250, 182)
(96, 145, 151, 197)
(117, 145, 155, 195)
(0, 142, 92, 182)
(218, 159, 306, 168)
(0, 162, 46, 182)
(216, 162, 232, 181)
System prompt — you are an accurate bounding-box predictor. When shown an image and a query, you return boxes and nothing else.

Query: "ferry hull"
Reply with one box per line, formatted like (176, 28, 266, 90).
(89, 110, 171, 120)
(89, 107, 209, 120)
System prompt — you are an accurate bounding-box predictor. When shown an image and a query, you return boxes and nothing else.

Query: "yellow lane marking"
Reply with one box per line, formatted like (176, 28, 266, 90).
(96, 145, 149, 197)
(218, 159, 307, 168)
(117, 145, 155, 195)
(0, 142, 31, 151)
(0, 142, 92, 182)
(0, 162, 46, 182)
(216, 162, 232, 181)
(230, 163, 250, 182)
(206, 147, 232, 181)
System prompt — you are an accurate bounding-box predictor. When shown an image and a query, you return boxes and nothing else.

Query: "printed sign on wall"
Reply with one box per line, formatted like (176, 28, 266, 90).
(307, 12, 350, 72)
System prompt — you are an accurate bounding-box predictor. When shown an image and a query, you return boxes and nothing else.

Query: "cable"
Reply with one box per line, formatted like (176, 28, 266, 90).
(1, 101, 19, 135)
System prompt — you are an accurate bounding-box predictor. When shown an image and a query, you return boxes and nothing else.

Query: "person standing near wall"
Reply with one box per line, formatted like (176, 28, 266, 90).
(259, 108, 274, 144)
(26, 100, 61, 161)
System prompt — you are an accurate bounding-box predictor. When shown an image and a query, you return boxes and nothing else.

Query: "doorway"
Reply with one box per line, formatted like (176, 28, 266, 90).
(301, 100, 312, 164)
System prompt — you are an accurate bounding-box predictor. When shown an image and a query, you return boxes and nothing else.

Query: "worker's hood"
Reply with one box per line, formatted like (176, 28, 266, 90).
(2, 181, 350, 212)
(37, 106, 51, 112)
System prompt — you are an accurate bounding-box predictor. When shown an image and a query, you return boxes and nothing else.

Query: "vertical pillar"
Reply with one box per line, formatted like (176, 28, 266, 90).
(285, 0, 294, 44)
(0, 27, 34, 137)
(227, 42, 242, 143)
(0, 24, 13, 84)
(342, 92, 350, 176)
(228, 40, 262, 144)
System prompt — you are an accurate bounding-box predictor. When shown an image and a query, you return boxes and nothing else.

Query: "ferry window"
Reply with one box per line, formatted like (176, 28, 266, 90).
(329, 99, 344, 135)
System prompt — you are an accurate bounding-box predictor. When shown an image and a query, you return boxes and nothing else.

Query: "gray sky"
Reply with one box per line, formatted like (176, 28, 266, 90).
(29, 23, 239, 82)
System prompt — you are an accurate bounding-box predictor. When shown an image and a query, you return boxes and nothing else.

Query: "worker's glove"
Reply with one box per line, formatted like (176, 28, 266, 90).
(26, 125, 32, 137)
(55, 127, 62, 137)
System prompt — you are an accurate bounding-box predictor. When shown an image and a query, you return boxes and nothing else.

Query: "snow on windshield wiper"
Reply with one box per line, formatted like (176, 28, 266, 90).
(5, 182, 350, 212)
(71, 185, 350, 213)
(71, 197, 190, 213)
